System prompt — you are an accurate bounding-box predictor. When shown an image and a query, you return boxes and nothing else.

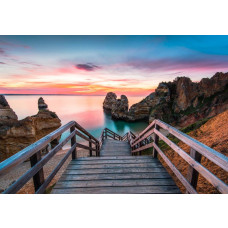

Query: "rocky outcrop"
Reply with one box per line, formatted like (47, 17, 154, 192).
(111, 95, 129, 120)
(38, 97, 48, 111)
(0, 95, 18, 124)
(103, 72, 228, 126)
(103, 93, 129, 120)
(0, 96, 61, 161)
(103, 92, 117, 111)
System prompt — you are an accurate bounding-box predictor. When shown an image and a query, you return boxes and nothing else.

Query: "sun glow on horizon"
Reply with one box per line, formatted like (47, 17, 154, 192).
(1, 35, 228, 96)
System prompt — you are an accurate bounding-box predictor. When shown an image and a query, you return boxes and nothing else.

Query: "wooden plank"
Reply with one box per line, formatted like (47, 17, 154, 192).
(36, 143, 77, 194)
(132, 142, 153, 153)
(70, 126, 76, 159)
(153, 124, 160, 158)
(74, 121, 98, 143)
(154, 129, 228, 194)
(59, 172, 172, 181)
(70, 159, 158, 165)
(153, 142, 197, 194)
(64, 167, 167, 175)
(131, 129, 154, 147)
(3, 130, 76, 194)
(30, 150, 44, 192)
(186, 148, 202, 192)
(51, 185, 180, 194)
(54, 178, 177, 188)
(75, 155, 153, 160)
(132, 120, 155, 144)
(0, 121, 75, 177)
(66, 163, 163, 169)
(76, 143, 97, 152)
(89, 136, 92, 157)
(75, 130, 95, 144)
(156, 119, 228, 172)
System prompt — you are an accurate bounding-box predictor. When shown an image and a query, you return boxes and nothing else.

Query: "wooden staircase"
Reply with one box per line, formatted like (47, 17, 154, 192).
(0, 121, 227, 194)
(52, 137, 180, 193)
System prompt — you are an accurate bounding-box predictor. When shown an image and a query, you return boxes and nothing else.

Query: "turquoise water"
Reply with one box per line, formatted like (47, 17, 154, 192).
(5, 95, 148, 140)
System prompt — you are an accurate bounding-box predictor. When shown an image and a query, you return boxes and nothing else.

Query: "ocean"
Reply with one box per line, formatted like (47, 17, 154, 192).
(5, 95, 148, 140)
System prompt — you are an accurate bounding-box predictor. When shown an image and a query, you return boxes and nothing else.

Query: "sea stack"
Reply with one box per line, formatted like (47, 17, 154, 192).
(103, 92, 117, 111)
(0, 95, 18, 123)
(38, 97, 48, 111)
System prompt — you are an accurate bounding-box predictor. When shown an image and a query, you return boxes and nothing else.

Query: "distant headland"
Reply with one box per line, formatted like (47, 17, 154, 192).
(103, 72, 228, 127)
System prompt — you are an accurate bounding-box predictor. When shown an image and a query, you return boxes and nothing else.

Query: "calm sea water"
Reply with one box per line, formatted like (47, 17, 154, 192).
(5, 95, 148, 140)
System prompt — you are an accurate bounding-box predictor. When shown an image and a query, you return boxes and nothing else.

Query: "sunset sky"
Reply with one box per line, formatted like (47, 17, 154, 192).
(0, 35, 228, 96)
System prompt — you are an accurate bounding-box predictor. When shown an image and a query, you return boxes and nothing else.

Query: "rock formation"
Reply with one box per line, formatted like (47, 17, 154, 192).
(0, 95, 18, 124)
(103, 93, 129, 120)
(103, 72, 228, 127)
(103, 92, 117, 111)
(111, 95, 129, 120)
(0, 96, 61, 162)
(38, 97, 48, 111)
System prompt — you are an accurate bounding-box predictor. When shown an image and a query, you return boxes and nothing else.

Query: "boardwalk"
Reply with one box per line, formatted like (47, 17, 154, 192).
(1, 120, 227, 194)
(51, 139, 180, 194)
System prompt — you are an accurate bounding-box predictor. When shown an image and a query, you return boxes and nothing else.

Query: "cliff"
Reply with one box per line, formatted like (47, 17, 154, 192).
(103, 72, 228, 126)
(0, 96, 61, 161)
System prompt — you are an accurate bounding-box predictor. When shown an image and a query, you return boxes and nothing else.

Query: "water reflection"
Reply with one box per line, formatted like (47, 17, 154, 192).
(6, 95, 148, 139)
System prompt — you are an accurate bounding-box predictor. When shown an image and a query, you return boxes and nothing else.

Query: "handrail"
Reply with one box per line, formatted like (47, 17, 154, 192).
(0, 120, 100, 194)
(128, 119, 228, 194)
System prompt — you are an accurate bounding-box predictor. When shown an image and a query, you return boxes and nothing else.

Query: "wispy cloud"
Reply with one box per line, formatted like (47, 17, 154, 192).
(75, 63, 100, 71)
(0, 40, 30, 49)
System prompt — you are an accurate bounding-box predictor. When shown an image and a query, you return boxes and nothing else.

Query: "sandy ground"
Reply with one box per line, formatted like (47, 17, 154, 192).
(0, 147, 91, 194)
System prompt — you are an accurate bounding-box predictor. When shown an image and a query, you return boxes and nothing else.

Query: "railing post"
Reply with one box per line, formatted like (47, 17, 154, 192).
(153, 124, 160, 158)
(186, 148, 202, 193)
(30, 150, 45, 192)
(89, 136, 92, 157)
(70, 125, 77, 160)
(96, 142, 99, 157)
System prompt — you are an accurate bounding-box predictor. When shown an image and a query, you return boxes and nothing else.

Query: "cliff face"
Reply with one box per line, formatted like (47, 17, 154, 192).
(0, 96, 61, 161)
(103, 72, 228, 126)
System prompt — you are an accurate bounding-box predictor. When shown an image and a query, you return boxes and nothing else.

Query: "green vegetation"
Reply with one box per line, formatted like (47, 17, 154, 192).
(181, 117, 211, 134)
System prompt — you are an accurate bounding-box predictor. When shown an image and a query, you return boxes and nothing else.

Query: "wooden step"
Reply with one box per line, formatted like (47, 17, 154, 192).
(64, 167, 167, 175)
(66, 163, 163, 169)
(55, 178, 177, 188)
(52, 185, 180, 194)
(59, 172, 172, 181)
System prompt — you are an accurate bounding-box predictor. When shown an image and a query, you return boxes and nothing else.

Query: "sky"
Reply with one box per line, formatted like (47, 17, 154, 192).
(0, 35, 228, 96)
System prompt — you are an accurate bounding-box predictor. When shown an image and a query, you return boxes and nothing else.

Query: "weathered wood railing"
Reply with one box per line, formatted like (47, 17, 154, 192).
(99, 128, 123, 148)
(125, 119, 228, 194)
(0, 121, 100, 194)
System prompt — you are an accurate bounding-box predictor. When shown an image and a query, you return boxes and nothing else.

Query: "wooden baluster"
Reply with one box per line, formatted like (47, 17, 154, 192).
(30, 150, 45, 192)
(152, 124, 160, 158)
(70, 126, 77, 160)
(186, 148, 202, 193)
(89, 136, 92, 157)
(96, 142, 99, 156)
